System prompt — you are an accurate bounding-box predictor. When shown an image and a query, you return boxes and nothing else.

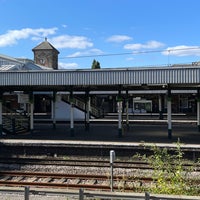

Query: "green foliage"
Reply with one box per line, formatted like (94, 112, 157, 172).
(91, 59, 101, 69)
(132, 139, 200, 195)
(148, 142, 186, 194)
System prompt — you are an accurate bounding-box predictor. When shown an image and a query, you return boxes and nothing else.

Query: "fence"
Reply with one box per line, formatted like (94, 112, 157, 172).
(0, 186, 199, 200)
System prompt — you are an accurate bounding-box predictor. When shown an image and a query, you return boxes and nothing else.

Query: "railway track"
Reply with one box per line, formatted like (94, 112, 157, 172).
(0, 171, 199, 192)
(0, 171, 152, 191)
(0, 157, 199, 171)
(0, 157, 152, 169)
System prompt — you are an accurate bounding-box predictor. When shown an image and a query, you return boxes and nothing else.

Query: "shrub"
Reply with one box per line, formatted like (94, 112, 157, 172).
(133, 139, 200, 195)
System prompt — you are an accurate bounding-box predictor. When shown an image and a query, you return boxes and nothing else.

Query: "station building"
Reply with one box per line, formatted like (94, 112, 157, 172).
(0, 39, 200, 139)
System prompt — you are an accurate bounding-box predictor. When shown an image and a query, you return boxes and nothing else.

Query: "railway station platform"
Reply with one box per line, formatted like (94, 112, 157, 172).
(0, 118, 200, 161)
(0, 118, 200, 145)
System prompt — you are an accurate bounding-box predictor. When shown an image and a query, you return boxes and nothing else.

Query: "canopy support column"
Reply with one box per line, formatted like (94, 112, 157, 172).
(85, 91, 90, 131)
(29, 92, 34, 134)
(125, 90, 129, 131)
(159, 94, 163, 120)
(0, 93, 2, 135)
(52, 91, 56, 130)
(167, 89, 172, 139)
(70, 90, 74, 136)
(117, 90, 123, 137)
(197, 89, 200, 132)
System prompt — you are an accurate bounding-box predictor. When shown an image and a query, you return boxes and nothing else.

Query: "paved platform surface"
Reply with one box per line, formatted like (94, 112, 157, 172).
(1, 120, 200, 145)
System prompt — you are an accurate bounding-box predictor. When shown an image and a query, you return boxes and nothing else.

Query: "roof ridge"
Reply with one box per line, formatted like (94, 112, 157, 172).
(32, 39, 59, 53)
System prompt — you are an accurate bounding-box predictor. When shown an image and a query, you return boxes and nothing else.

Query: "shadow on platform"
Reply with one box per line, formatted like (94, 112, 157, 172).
(1, 122, 200, 145)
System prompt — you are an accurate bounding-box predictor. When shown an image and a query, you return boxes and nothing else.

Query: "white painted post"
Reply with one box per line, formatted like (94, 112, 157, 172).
(29, 93, 34, 134)
(126, 93, 129, 132)
(110, 150, 115, 192)
(197, 97, 200, 132)
(0, 98, 2, 135)
(70, 99, 74, 137)
(118, 101, 122, 137)
(52, 91, 56, 129)
(85, 93, 90, 131)
(30, 103, 34, 133)
(167, 91, 172, 139)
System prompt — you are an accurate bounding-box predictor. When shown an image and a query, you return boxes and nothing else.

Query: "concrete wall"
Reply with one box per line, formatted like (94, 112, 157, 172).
(52, 95, 85, 120)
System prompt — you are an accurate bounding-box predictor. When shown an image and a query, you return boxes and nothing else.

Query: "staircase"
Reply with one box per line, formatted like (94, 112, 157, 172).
(2, 106, 30, 134)
(62, 95, 104, 118)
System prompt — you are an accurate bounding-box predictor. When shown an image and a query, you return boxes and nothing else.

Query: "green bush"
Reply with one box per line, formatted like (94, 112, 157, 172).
(133, 139, 200, 195)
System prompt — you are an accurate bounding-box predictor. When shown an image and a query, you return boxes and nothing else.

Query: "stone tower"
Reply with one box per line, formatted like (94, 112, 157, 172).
(32, 38, 60, 70)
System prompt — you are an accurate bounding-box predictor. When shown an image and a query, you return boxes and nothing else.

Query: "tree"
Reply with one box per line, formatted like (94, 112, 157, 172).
(91, 59, 100, 69)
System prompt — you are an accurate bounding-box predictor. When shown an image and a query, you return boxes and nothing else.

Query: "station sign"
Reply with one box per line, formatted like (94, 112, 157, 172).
(18, 94, 29, 103)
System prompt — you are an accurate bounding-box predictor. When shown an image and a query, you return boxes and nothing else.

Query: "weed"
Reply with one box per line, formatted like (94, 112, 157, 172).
(132, 139, 200, 195)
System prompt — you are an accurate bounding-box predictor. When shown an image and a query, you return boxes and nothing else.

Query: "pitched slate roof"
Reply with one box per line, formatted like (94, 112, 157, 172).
(32, 38, 59, 54)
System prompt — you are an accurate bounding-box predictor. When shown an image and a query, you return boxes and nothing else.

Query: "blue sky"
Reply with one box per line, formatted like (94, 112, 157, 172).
(1, 0, 200, 69)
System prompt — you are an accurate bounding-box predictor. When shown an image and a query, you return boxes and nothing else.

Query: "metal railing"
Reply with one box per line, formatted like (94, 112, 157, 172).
(2, 106, 29, 134)
(62, 94, 104, 118)
(0, 186, 199, 200)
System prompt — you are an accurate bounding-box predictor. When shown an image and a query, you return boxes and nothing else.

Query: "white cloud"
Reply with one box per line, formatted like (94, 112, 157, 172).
(107, 35, 132, 43)
(58, 62, 78, 69)
(31, 37, 42, 41)
(0, 27, 57, 47)
(162, 45, 200, 56)
(49, 35, 93, 49)
(126, 57, 134, 61)
(67, 48, 104, 58)
(0, 27, 93, 51)
(124, 40, 165, 50)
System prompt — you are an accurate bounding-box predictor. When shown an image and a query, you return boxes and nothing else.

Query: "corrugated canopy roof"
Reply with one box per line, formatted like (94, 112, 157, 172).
(0, 65, 200, 92)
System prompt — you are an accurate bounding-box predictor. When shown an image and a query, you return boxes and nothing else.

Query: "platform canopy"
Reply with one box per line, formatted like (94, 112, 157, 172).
(0, 52, 200, 93)
(0, 65, 199, 92)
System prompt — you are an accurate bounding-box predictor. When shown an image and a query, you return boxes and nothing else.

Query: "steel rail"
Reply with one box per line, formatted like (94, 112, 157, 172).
(0, 171, 149, 191)
(0, 171, 199, 192)
(0, 157, 199, 171)
(0, 171, 152, 180)
(0, 157, 152, 169)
